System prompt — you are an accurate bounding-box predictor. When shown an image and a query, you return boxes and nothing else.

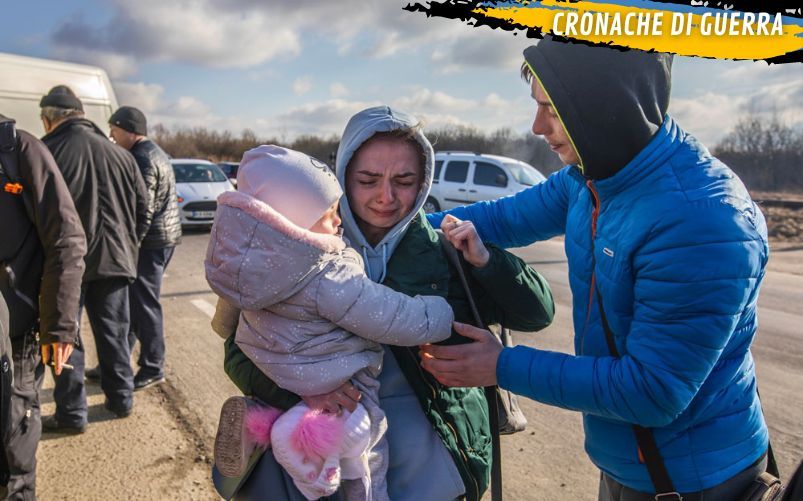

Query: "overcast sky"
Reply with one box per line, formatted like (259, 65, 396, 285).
(3, 0, 801, 148)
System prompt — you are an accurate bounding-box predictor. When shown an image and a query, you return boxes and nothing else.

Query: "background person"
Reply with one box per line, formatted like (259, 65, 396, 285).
(84, 106, 181, 391)
(423, 38, 770, 500)
(0, 114, 86, 499)
(39, 86, 150, 430)
(215, 105, 555, 501)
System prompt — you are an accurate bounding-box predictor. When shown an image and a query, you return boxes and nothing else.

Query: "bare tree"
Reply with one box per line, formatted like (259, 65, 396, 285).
(715, 110, 803, 191)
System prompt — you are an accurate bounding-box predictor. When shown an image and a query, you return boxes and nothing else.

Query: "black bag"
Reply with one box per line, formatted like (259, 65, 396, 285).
(595, 287, 786, 501)
(437, 232, 528, 436)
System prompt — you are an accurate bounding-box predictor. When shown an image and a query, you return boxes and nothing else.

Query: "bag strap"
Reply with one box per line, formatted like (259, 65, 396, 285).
(437, 231, 503, 501)
(594, 287, 679, 498)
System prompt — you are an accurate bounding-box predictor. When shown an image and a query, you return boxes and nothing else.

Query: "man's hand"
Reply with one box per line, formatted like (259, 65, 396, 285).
(301, 381, 362, 414)
(440, 214, 490, 268)
(420, 322, 503, 387)
(41, 342, 74, 376)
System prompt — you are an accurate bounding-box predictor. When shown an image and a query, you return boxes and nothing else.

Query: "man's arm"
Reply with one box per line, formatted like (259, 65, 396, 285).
(128, 153, 152, 243)
(497, 203, 768, 427)
(132, 149, 159, 230)
(425, 201, 768, 427)
(18, 130, 86, 345)
(426, 166, 574, 248)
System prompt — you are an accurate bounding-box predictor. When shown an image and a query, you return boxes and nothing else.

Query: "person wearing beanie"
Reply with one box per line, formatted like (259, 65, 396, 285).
(38, 85, 151, 432)
(87, 106, 181, 391)
(422, 37, 770, 499)
(205, 145, 455, 500)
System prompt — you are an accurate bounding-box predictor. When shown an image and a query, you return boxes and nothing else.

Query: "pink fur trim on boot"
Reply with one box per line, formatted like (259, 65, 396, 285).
(291, 409, 345, 459)
(245, 406, 282, 447)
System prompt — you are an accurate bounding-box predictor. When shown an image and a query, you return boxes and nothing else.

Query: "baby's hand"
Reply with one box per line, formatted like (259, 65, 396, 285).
(301, 381, 362, 414)
(440, 214, 490, 268)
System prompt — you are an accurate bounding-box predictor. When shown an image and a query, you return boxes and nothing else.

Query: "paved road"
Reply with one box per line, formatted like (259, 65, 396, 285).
(38, 230, 803, 500)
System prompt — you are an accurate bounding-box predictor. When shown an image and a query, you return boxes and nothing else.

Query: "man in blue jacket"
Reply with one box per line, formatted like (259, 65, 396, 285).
(423, 37, 770, 499)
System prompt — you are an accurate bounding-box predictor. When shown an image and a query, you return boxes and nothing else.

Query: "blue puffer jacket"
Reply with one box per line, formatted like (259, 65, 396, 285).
(428, 116, 770, 492)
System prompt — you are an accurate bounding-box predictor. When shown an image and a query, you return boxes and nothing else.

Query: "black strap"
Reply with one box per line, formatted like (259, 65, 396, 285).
(595, 287, 678, 497)
(438, 232, 503, 501)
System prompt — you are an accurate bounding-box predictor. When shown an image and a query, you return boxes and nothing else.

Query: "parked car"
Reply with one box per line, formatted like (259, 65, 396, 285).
(425, 151, 547, 213)
(217, 161, 239, 186)
(171, 159, 235, 228)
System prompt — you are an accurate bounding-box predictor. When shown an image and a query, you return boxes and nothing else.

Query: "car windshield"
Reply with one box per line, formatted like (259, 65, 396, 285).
(172, 163, 228, 183)
(504, 162, 546, 186)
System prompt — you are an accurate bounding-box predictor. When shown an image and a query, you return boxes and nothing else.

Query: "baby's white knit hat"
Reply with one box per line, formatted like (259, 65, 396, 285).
(237, 145, 342, 229)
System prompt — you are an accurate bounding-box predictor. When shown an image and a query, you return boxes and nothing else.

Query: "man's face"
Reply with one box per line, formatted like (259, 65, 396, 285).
(109, 125, 136, 150)
(531, 79, 580, 166)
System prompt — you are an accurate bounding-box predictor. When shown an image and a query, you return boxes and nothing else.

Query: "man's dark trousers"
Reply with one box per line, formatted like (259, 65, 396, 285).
(53, 277, 134, 425)
(2, 330, 44, 501)
(128, 246, 173, 381)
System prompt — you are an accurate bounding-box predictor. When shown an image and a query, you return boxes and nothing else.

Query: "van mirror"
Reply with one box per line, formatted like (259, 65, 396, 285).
(495, 173, 508, 187)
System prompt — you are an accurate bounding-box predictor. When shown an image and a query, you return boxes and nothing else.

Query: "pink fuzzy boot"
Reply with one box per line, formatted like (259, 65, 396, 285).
(272, 402, 371, 500)
(214, 396, 282, 478)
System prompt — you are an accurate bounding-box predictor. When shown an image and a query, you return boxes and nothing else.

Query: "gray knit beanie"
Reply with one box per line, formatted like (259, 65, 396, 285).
(237, 145, 342, 229)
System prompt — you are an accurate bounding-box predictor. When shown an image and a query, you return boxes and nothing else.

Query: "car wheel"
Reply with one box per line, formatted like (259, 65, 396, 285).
(423, 197, 440, 214)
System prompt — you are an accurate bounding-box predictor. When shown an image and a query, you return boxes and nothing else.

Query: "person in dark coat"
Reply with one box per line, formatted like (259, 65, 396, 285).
(38, 86, 150, 431)
(82, 106, 180, 391)
(0, 114, 86, 499)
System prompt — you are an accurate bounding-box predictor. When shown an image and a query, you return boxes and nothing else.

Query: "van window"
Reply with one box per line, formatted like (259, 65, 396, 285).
(443, 161, 469, 183)
(474, 161, 507, 187)
(503, 162, 546, 186)
(433, 160, 443, 183)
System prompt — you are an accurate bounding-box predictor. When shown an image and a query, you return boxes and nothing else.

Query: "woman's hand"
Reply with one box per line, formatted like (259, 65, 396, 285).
(440, 214, 490, 268)
(301, 381, 362, 414)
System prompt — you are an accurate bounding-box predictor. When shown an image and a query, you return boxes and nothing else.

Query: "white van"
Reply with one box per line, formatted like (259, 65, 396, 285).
(0, 52, 118, 136)
(426, 151, 547, 213)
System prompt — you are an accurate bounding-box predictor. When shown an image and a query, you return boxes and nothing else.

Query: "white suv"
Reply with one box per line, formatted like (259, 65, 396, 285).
(425, 152, 547, 213)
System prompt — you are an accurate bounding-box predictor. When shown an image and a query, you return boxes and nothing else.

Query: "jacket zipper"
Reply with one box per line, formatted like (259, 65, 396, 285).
(580, 179, 602, 355)
(406, 347, 480, 499)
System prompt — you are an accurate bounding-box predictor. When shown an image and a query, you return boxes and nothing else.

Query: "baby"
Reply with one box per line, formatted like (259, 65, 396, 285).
(205, 145, 453, 500)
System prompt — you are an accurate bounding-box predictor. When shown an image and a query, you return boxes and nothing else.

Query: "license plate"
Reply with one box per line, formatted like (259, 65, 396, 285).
(192, 211, 215, 218)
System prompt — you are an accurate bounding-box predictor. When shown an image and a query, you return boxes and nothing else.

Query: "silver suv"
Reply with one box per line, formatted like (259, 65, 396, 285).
(425, 152, 547, 213)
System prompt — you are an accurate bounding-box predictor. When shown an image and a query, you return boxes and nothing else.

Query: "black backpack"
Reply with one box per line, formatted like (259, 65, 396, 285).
(0, 118, 42, 338)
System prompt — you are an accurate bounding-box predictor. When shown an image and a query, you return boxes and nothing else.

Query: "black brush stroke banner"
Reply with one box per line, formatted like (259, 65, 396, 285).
(403, 0, 803, 63)
(404, 1, 803, 19)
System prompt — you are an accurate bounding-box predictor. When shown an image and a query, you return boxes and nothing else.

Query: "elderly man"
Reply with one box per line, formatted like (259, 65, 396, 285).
(83, 106, 180, 391)
(39, 86, 150, 431)
(424, 38, 770, 500)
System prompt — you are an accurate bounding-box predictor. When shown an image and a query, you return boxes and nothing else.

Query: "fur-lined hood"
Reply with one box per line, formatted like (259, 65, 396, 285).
(205, 190, 349, 311)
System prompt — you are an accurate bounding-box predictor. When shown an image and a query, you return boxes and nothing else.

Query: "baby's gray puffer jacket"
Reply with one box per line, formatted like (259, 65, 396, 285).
(205, 191, 453, 396)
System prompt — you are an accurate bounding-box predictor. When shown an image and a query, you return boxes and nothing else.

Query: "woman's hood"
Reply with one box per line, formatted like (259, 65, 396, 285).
(335, 106, 435, 282)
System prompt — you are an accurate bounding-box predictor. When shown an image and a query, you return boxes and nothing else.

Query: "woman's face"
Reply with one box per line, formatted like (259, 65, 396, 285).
(346, 136, 423, 244)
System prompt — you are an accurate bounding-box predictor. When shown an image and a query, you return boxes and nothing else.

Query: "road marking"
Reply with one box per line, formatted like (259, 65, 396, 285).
(190, 298, 216, 319)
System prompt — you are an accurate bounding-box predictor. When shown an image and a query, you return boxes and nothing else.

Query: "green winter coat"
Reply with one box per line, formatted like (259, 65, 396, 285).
(223, 211, 554, 500)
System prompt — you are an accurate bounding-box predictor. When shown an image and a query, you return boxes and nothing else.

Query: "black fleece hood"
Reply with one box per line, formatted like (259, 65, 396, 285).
(524, 38, 673, 180)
